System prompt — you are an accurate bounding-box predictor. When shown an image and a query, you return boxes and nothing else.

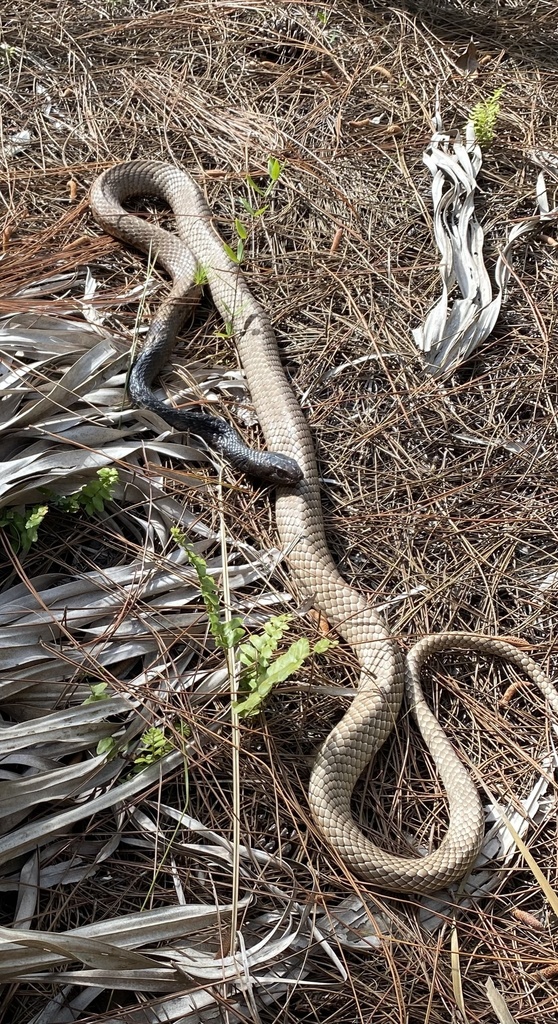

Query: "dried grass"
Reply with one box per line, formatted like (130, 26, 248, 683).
(1, 1, 558, 1022)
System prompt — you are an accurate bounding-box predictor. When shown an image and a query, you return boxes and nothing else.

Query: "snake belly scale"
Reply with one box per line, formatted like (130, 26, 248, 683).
(90, 160, 558, 894)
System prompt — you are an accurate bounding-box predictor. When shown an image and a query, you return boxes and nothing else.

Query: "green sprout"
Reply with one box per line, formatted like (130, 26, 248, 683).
(470, 88, 504, 147)
(224, 157, 285, 263)
(172, 529, 337, 717)
(0, 468, 119, 553)
(0, 504, 49, 553)
(57, 467, 119, 515)
(132, 726, 175, 772)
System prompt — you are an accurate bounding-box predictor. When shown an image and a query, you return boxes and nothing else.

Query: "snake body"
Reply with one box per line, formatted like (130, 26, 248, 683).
(91, 161, 557, 893)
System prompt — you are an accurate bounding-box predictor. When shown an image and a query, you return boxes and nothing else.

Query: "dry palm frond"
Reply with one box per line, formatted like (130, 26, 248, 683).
(413, 101, 558, 372)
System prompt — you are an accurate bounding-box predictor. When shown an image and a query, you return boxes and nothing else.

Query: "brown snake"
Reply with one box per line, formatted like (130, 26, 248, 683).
(91, 161, 558, 893)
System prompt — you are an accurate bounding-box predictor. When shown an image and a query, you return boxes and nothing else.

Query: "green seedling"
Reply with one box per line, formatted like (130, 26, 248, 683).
(172, 529, 337, 717)
(470, 87, 504, 147)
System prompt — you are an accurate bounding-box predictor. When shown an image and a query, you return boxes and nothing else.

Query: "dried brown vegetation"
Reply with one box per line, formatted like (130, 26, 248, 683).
(0, 1, 557, 1023)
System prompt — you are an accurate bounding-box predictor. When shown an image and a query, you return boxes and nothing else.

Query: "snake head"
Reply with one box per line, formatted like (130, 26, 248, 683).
(254, 452, 304, 487)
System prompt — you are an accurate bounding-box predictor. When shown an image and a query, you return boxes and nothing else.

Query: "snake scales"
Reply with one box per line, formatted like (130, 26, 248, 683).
(90, 161, 558, 893)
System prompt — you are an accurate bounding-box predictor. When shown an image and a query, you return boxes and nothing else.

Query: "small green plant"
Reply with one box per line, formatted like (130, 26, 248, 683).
(172, 528, 244, 650)
(0, 504, 48, 553)
(97, 736, 118, 758)
(470, 87, 504, 147)
(224, 158, 284, 265)
(194, 265, 209, 286)
(267, 156, 282, 184)
(0, 468, 119, 553)
(57, 467, 119, 515)
(243, 156, 283, 214)
(317, 9, 329, 26)
(83, 681, 111, 704)
(223, 218, 248, 265)
(172, 529, 337, 717)
(132, 726, 175, 772)
(234, 612, 334, 717)
(214, 298, 250, 341)
(215, 319, 236, 341)
(239, 196, 269, 218)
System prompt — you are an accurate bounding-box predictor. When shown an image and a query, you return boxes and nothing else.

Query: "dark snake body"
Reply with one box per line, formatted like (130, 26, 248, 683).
(90, 161, 302, 486)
